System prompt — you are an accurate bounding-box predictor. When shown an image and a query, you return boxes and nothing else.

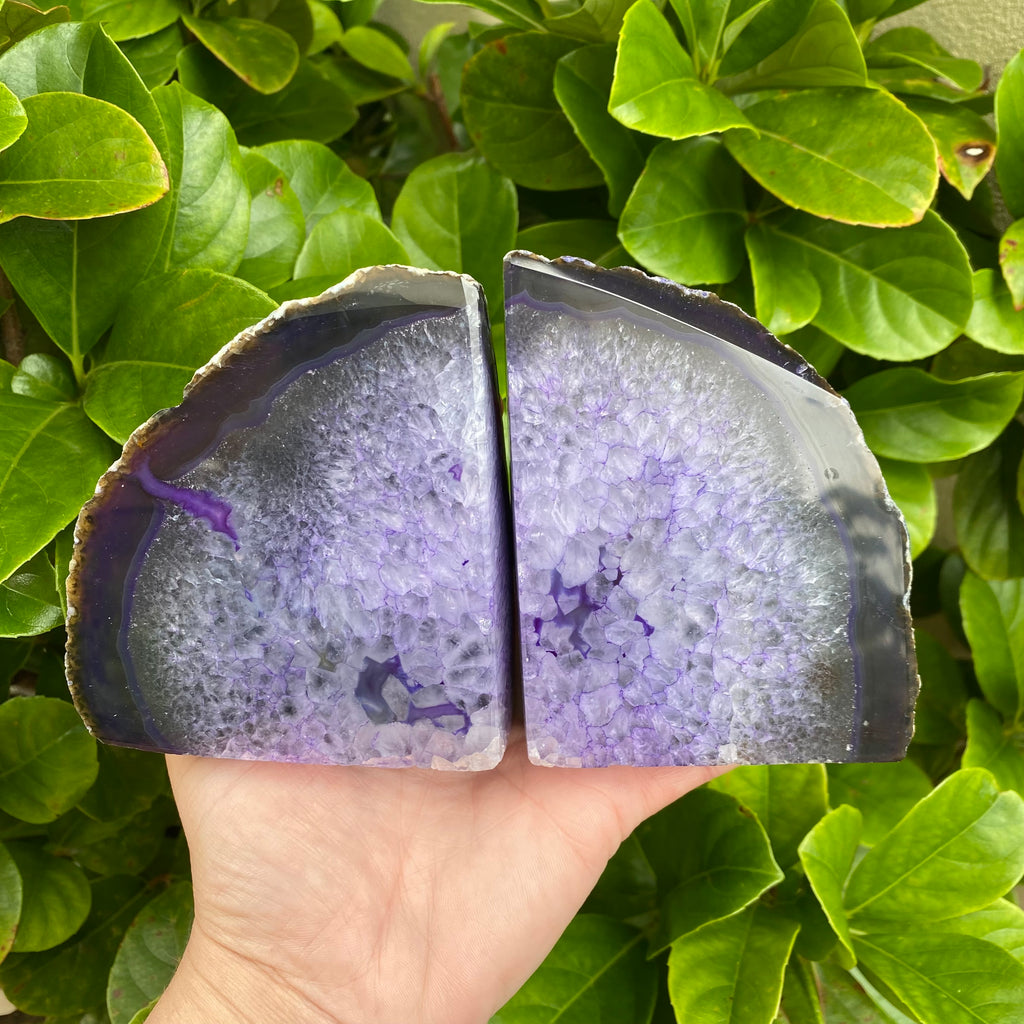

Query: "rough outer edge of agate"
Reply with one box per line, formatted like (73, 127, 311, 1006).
(64, 264, 486, 740)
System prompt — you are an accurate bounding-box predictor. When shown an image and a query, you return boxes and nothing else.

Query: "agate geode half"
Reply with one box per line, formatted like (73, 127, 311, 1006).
(66, 254, 916, 769)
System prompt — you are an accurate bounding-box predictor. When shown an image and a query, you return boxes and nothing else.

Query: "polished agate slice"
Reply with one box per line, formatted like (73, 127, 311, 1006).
(66, 267, 512, 769)
(505, 252, 915, 767)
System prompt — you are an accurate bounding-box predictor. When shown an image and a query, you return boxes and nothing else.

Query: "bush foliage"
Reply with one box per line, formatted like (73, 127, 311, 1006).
(0, 0, 1023, 1020)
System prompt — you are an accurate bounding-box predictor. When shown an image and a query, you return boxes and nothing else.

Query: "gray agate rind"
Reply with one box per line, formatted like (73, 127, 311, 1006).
(66, 265, 513, 770)
(505, 251, 917, 768)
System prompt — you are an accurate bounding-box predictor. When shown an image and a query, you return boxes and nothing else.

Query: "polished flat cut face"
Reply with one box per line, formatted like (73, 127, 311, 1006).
(67, 267, 512, 769)
(505, 254, 915, 767)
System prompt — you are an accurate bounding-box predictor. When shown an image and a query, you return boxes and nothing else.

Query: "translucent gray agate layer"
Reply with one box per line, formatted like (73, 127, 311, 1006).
(505, 254, 915, 767)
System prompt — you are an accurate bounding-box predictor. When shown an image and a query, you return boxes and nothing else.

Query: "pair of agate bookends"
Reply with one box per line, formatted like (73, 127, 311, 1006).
(65, 253, 917, 770)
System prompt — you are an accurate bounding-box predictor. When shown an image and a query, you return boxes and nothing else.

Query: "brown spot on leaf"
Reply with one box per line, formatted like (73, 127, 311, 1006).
(957, 141, 992, 163)
(493, 39, 507, 55)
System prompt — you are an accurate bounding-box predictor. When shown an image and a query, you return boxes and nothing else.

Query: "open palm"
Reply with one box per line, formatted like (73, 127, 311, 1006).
(151, 729, 725, 1024)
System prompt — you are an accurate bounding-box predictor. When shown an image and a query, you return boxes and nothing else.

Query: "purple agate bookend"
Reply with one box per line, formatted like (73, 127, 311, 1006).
(505, 252, 916, 768)
(66, 266, 513, 769)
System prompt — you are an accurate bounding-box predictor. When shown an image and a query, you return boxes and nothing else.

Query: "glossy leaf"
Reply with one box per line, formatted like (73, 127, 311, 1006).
(717, 0, 815, 77)
(6, 841, 90, 953)
(608, 1, 751, 140)
(11, 355, 76, 403)
(1000, 220, 1024, 311)
(996, 51, 1024, 219)
(0, 393, 115, 580)
(554, 44, 644, 216)
(0, 875, 147, 1016)
(48, 800, 171, 877)
(748, 212, 972, 360)
(619, 137, 746, 286)
(954, 422, 1024, 580)
(0, 83, 26, 152)
(960, 573, 1024, 722)
(84, 269, 276, 443)
(581, 832, 657, 921)
(0, 697, 98, 825)
(491, 914, 657, 1022)
(668, 903, 799, 1024)
(516, 219, 628, 266)
(864, 27, 984, 92)
(118, 24, 187, 90)
(778, 956, 825, 1024)
(0, 841, 20, 964)
(76, 746, 167, 823)
(637, 788, 782, 953)
(107, 882, 193, 1024)
(906, 97, 996, 200)
(876, 458, 935, 557)
(855, 932, 1024, 1024)
(235, 149, 305, 290)
(912, 629, 967, 748)
(462, 33, 602, 191)
(843, 368, 1024, 463)
(0, 1, 71, 54)
(254, 139, 379, 233)
(845, 768, 1024, 927)
(339, 25, 413, 80)
(543, 0, 633, 43)
(966, 269, 1024, 355)
(938, 899, 1024, 962)
(80, 0, 184, 41)
(183, 15, 299, 94)
(962, 700, 1024, 800)
(0, 22, 171, 359)
(826, 760, 932, 846)
(720, 0, 865, 92)
(0, 550, 64, 639)
(725, 88, 937, 226)
(177, 45, 358, 145)
(152, 82, 250, 276)
(391, 151, 516, 311)
(416, 0, 546, 31)
(293, 208, 408, 280)
(798, 804, 860, 967)
(709, 763, 828, 869)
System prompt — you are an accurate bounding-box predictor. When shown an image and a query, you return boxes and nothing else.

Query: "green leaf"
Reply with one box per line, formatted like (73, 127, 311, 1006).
(931, 338, 1024, 383)
(417, 19, 454, 77)
(962, 700, 1024, 800)
(107, 882, 193, 1024)
(235, 148, 304, 290)
(779, 956, 825, 1024)
(76, 746, 167, 823)
(0, 392, 115, 580)
(80, 0, 184, 42)
(619, 137, 746, 286)
(876, 458, 935, 557)
(11, 354, 76, 403)
(782, 324, 844, 377)
(0, 638, 32, 705)
(0, 875, 147, 1017)
(0, 83, 27, 152)
(708, 763, 828, 868)
(177, 45, 357, 145)
(118, 24, 185, 90)
(462, 33, 603, 191)
(966, 269, 1024, 355)
(608, 1, 752, 140)
(417, 0, 546, 31)
(391, 151, 516, 311)
(543, 0, 633, 43)
(0, 550, 64, 639)
(855, 931, 1024, 1024)
(637, 787, 782, 953)
(516, 218, 628, 266)
(553, 44, 644, 217)
(748, 212, 972, 360)
(937, 898, 1024, 962)
(6, 841, 90, 953)
(183, 15, 299, 94)
(490, 914, 657, 1022)
(996, 51, 1024, 220)
(0, 697, 97, 825)
(843, 369, 1024, 463)
(845, 768, 1024, 928)
(905, 97, 996, 201)
(339, 25, 413, 80)
(152, 82, 250, 276)
(864, 27, 984, 93)
(268, 273, 339, 301)
(293, 208, 407, 280)
(816, 962, 900, 1024)
(254, 138, 379, 233)
(911, 629, 966, 748)
(84, 269, 275, 443)
(668, 903, 799, 1024)
(724, 88, 937, 227)
(717, 0, 815, 77)
(1000, 220, 1024, 312)
(53, 523, 74, 619)
(667, 0, 728, 70)
(0, 91, 168, 225)
(954, 422, 1024, 580)
(0, 22, 172, 360)
(960, 572, 1024, 722)
(128, 1001, 157, 1023)
(720, 0, 866, 92)
(0, 2, 71, 55)
(0, 841, 21, 964)
(826, 760, 932, 846)
(308, 0, 345, 55)
(581, 832, 657, 922)
(798, 804, 861, 968)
